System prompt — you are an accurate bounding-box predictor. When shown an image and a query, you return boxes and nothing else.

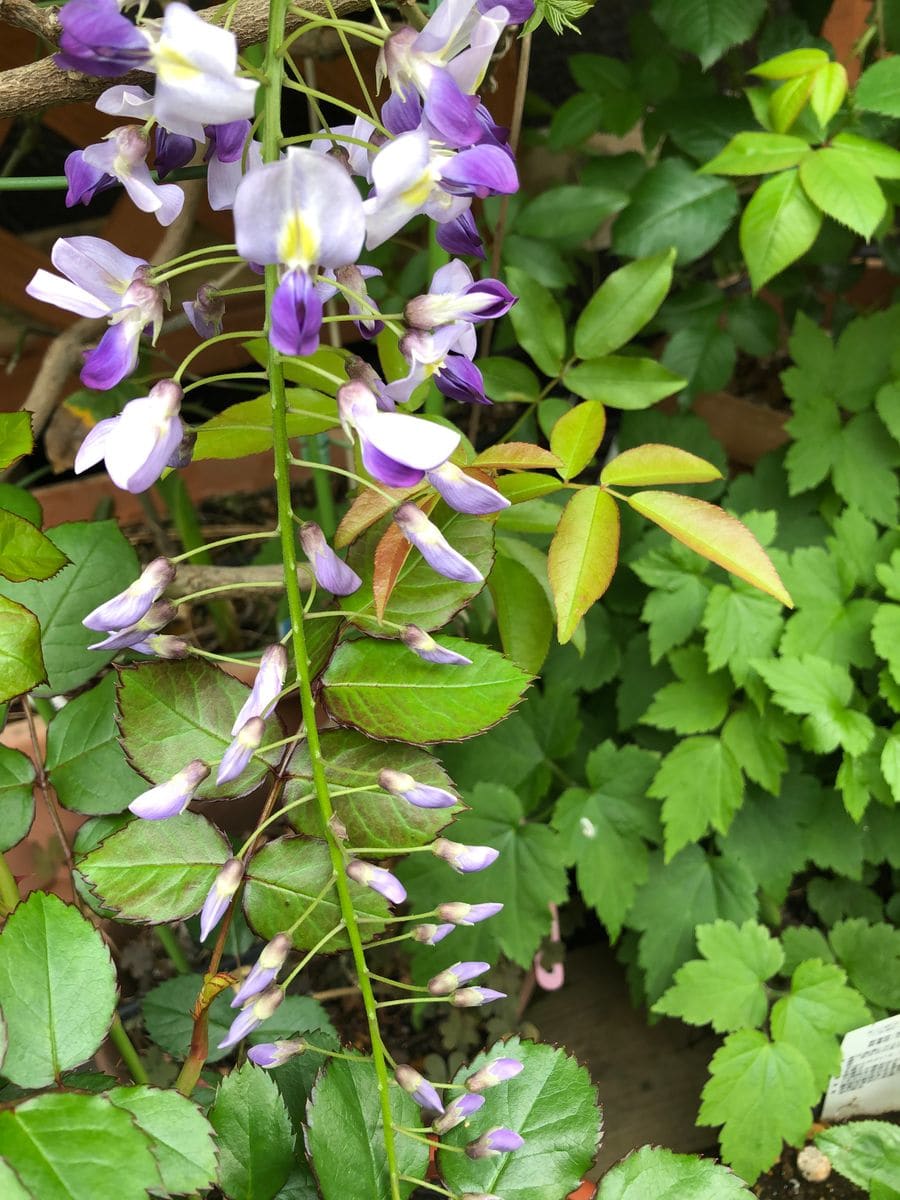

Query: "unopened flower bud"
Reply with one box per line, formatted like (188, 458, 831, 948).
(432, 1093, 484, 1134)
(466, 1127, 525, 1158)
(379, 769, 457, 810)
(428, 961, 490, 996)
(432, 839, 499, 874)
(199, 857, 244, 942)
(183, 283, 226, 339)
(395, 1064, 443, 1114)
(83, 556, 175, 632)
(232, 644, 287, 734)
(299, 521, 362, 596)
(87, 599, 177, 651)
(412, 923, 455, 946)
(218, 984, 283, 1050)
(401, 625, 473, 666)
(450, 987, 507, 1008)
(247, 1039, 305, 1068)
(129, 759, 209, 821)
(232, 932, 292, 1007)
(394, 503, 483, 584)
(167, 428, 197, 470)
(346, 859, 407, 906)
(217, 716, 265, 786)
(465, 1058, 524, 1092)
(133, 634, 190, 659)
(437, 902, 504, 925)
(426, 461, 509, 516)
(328, 812, 348, 841)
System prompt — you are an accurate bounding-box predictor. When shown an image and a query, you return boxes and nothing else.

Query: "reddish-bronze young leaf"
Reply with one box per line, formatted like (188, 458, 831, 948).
(372, 521, 413, 621)
(601, 443, 724, 487)
(627, 490, 793, 607)
(333, 484, 417, 549)
(548, 487, 621, 644)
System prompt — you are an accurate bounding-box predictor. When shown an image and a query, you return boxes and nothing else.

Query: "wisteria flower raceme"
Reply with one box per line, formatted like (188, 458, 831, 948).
(432, 1092, 484, 1134)
(299, 522, 363, 596)
(338, 381, 460, 486)
(394, 502, 483, 584)
(405, 259, 515, 330)
(232, 644, 287, 735)
(218, 984, 284, 1051)
(346, 859, 407, 906)
(217, 716, 265, 786)
(437, 901, 503, 925)
(183, 284, 226, 340)
(200, 857, 244, 942)
(87, 599, 176, 651)
(402, 625, 473, 666)
(83, 555, 175, 632)
(75, 379, 184, 492)
(67, 127, 185, 225)
(426, 462, 509, 515)
(55, 0, 151, 77)
(432, 838, 499, 872)
(428, 960, 490, 995)
(248, 1040, 306, 1068)
(395, 1064, 444, 1114)
(386, 325, 488, 408)
(379, 768, 457, 810)
(412, 922, 455, 945)
(232, 933, 292, 1007)
(467, 1127, 525, 1157)
(465, 1058, 524, 1091)
(450, 987, 507, 1007)
(128, 759, 209, 820)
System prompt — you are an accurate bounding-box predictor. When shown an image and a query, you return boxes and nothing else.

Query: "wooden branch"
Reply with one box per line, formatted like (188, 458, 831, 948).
(170, 563, 314, 598)
(0, 0, 59, 40)
(0, 0, 367, 121)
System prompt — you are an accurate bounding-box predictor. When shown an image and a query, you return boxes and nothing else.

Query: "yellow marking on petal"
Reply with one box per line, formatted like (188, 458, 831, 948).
(278, 209, 318, 270)
(401, 170, 435, 210)
(154, 42, 202, 84)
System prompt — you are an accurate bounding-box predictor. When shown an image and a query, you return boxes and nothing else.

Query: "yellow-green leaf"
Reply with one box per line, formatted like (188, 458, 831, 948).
(550, 401, 606, 480)
(600, 444, 723, 487)
(810, 61, 848, 127)
(193, 391, 338, 460)
(770, 75, 815, 133)
(626, 491, 792, 607)
(473, 443, 562, 470)
(751, 48, 829, 79)
(799, 148, 887, 239)
(548, 487, 620, 644)
(0, 414, 33, 471)
(573, 248, 675, 359)
(497, 473, 565, 503)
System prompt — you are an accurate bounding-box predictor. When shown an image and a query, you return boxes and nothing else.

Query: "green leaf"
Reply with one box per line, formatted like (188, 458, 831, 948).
(830, 919, 900, 1009)
(0, 892, 116, 1087)
(769, 76, 815, 134)
(117, 659, 280, 800)
(548, 487, 620, 644)
(306, 1057, 429, 1200)
(574, 249, 675, 359)
(754, 655, 874, 756)
(0, 596, 45, 703)
(287, 729, 459, 850)
(517, 184, 628, 240)
(194, 391, 338, 459)
(626, 491, 792, 607)
(601, 444, 722, 487)
(321, 637, 530, 742)
(698, 1029, 818, 1183)
(661, 324, 736, 397)
(479, 357, 540, 404)
(564, 357, 686, 409)
(831, 131, 900, 179)
(0, 521, 138, 696)
(799, 149, 887, 238)
(832, 412, 900, 526)
(0, 484, 41, 528)
(0, 1159, 32, 1199)
(631, 847, 758, 1002)
(816, 1121, 900, 1191)
(751, 49, 830, 80)
(641, 574, 710, 663)
(719, 776, 815, 903)
(143, 973, 234, 1064)
(0, 745, 34, 853)
(782, 927, 834, 975)
(439, 1038, 601, 1200)
(243, 835, 388, 951)
(641, 645, 732, 734)
(650, 735, 744, 859)
(651, 0, 766, 68)
(550, 401, 606, 481)
(740, 168, 823, 292)
(488, 554, 554, 674)
(874, 604, 900, 683)
(703, 583, 784, 683)
(770, 960, 869, 1091)
(107, 1085, 218, 1195)
(0, 511, 68, 584)
(721, 708, 786, 796)
(612, 159, 738, 264)
(0, 414, 32, 470)
(597, 1145, 751, 1198)
(506, 268, 566, 376)
(547, 92, 604, 150)
(400, 784, 567, 970)
(702, 132, 811, 176)
(654, 919, 782, 1033)
(855, 56, 900, 117)
(552, 742, 659, 939)
(45, 674, 145, 814)
(209, 1063, 294, 1200)
(0, 1093, 160, 1200)
(78, 811, 230, 923)
(243, 340, 348, 395)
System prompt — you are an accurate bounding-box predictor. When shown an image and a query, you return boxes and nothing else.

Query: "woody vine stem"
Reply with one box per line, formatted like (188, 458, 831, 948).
(262, 3, 403, 1196)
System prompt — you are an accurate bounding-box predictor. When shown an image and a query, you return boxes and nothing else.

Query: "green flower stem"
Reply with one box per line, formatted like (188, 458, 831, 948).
(0, 166, 210, 191)
(176, 580, 285, 604)
(212, 285, 266, 298)
(0, 852, 19, 919)
(399, 1177, 454, 1197)
(359, 930, 416, 950)
(109, 1015, 150, 1085)
(346, 844, 433, 855)
(324, 0, 379, 121)
(289, 457, 398, 504)
(154, 256, 247, 286)
(369, 973, 430, 993)
(188, 646, 266, 667)
(156, 926, 190, 975)
(169, 529, 276, 563)
(301, 1042, 373, 1063)
(283, 78, 390, 136)
(358, 909, 438, 924)
(282, 131, 379, 150)
(173, 330, 266, 383)
(325, 276, 404, 337)
(281, 921, 346, 986)
(158, 242, 237, 270)
(280, 358, 344, 388)
(377, 996, 449, 1008)
(235, 785, 371, 854)
(285, 877, 338, 936)
(281, 14, 386, 49)
(182, 369, 268, 394)
(301, 433, 338, 538)
(264, 5, 402, 1194)
(395, 1129, 463, 1152)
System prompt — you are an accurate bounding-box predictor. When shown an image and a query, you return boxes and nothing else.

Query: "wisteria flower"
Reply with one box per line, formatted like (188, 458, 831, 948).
(465, 1057, 524, 1091)
(432, 837, 498, 872)
(55, 0, 151, 77)
(428, 960, 490, 995)
(155, 127, 197, 179)
(248, 1040, 305, 1068)
(432, 1093, 484, 1134)
(338, 381, 459, 487)
(405, 260, 515, 329)
(386, 325, 488, 408)
(83, 556, 175, 632)
(74, 380, 184, 493)
(394, 502, 483, 583)
(335, 264, 384, 339)
(467, 1127, 525, 1157)
(402, 625, 473, 666)
(412, 922, 455, 945)
(87, 599, 175, 651)
(450, 987, 506, 1007)
(299, 522, 362, 595)
(131, 634, 189, 659)
(395, 1065, 444, 1114)
(219, 985, 284, 1050)
(232, 644, 287, 735)
(346, 859, 407, 905)
(437, 901, 503, 924)
(200, 858, 244, 941)
(217, 716, 265, 786)
(208, 134, 263, 212)
(128, 759, 209, 820)
(68, 127, 184, 225)
(232, 933, 292, 1007)
(427, 461, 508, 514)
(183, 284, 226, 339)
(379, 768, 457, 809)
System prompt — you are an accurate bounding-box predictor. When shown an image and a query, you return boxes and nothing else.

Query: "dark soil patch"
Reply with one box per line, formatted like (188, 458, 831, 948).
(753, 1149, 865, 1199)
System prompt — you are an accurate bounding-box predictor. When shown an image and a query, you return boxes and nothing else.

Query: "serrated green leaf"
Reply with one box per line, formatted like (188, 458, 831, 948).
(0, 511, 68, 583)
(815, 1121, 900, 1191)
(194, 391, 338, 459)
(654, 919, 782, 1032)
(769, 75, 815, 134)
(755, 654, 874, 756)
(650, 736, 744, 860)
(209, 1063, 294, 1200)
(0, 745, 34, 853)
(652, 0, 766, 68)
(0, 892, 116, 1087)
(833, 412, 900, 526)
(564, 357, 685, 409)
(548, 487, 620, 644)
(703, 583, 784, 683)
(506, 268, 566, 375)
(613, 159, 738, 263)
(811, 62, 848, 126)
(699, 1029, 818, 1182)
(640, 576, 710, 663)
(770, 960, 869, 1090)
(574, 249, 675, 359)
(322, 636, 530, 742)
(550, 401, 606, 481)
(597, 1144, 751, 1198)
(108, 1085, 218, 1195)
(874, 605, 900, 684)
(740, 168, 823, 292)
(856, 57, 900, 117)
(306, 1057, 429, 1200)
(45, 674, 145, 814)
(0, 1093, 160, 1200)
(0, 598, 46, 701)
(78, 811, 230, 923)
(830, 919, 900, 1010)
(641, 645, 731, 735)
(488, 554, 554, 674)
(782, 927, 834, 975)
(721, 708, 786, 796)
(799, 149, 887, 238)
(702, 131, 811, 176)
(831, 131, 900, 179)
(719, 776, 815, 903)
(0, 414, 33, 471)
(439, 1038, 601, 1200)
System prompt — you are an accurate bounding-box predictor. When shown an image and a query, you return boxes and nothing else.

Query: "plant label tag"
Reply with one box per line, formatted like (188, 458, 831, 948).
(822, 1014, 900, 1120)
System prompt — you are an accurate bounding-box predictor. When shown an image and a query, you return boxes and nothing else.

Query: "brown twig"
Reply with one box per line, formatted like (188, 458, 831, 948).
(170, 562, 314, 599)
(0, 0, 59, 40)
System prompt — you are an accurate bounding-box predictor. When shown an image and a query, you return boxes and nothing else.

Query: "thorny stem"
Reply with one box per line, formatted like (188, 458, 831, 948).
(109, 1015, 150, 1085)
(21, 701, 77, 886)
(263, 5, 402, 1193)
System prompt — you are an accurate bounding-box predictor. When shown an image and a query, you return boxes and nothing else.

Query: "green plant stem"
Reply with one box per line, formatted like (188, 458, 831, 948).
(0, 166, 210, 191)
(156, 926, 190, 974)
(0, 853, 19, 919)
(170, 529, 276, 563)
(302, 434, 338, 537)
(289, 457, 397, 503)
(281, 922, 345, 986)
(173, 330, 266, 382)
(109, 1015, 150, 1085)
(399, 1177, 454, 1197)
(154, 256, 246, 286)
(182, 369, 268, 394)
(263, 6, 401, 1192)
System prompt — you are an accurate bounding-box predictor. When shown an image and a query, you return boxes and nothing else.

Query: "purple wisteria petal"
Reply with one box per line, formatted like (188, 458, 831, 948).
(64, 149, 114, 207)
(131, 634, 189, 659)
(217, 716, 265, 786)
(208, 139, 262, 211)
(432, 1093, 484, 1134)
(155, 128, 197, 179)
(432, 838, 499, 873)
(87, 599, 176, 650)
(402, 625, 473, 666)
(395, 1065, 444, 1115)
(436, 209, 485, 259)
(447, 7, 507, 93)
(81, 319, 143, 391)
(200, 857, 244, 942)
(465, 1058, 524, 1091)
(129, 759, 209, 820)
(84, 128, 186, 225)
(232, 933, 291, 1007)
(394, 502, 483, 584)
(218, 986, 284, 1051)
(207, 120, 251, 164)
(437, 901, 503, 924)
(247, 1040, 305, 1068)
(298, 522, 362, 596)
(424, 69, 483, 148)
(428, 961, 490, 995)
(379, 768, 457, 810)
(427, 461, 508, 514)
(183, 284, 226, 339)
(437, 353, 489, 406)
(270, 269, 324, 357)
(412, 923, 455, 945)
(83, 556, 175, 632)
(346, 859, 407, 906)
(364, 131, 437, 250)
(26, 236, 146, 319)
(382, 88, 423, 135)
(55, 0, 150, 77)
(450, 987, 507, 1007)
(440, 144, 518, 198)
(467, 1127, 525, 1157)
(480, 0, 533, 21)
(75, 379, 184, 490)
(231, 644, 287, 734)
(361, 443, 425, 488)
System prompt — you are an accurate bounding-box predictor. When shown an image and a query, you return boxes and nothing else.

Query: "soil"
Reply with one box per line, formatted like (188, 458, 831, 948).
(754, 1150, 865, 1199)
